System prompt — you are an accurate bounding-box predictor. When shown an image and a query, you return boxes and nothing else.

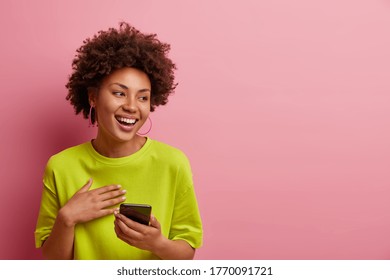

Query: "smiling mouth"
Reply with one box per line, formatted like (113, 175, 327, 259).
(116, 116, 138, 126)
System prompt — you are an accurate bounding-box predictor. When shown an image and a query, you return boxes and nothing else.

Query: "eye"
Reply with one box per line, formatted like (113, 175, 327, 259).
(113, 91, 125, 97)
(139, 96, 149, 102)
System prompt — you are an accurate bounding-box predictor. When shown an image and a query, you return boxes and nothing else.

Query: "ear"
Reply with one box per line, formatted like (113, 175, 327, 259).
(87, 87, 98, 107)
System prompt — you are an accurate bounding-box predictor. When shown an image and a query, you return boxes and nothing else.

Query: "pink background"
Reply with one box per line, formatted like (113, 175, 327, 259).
(1, 0, 389, 259)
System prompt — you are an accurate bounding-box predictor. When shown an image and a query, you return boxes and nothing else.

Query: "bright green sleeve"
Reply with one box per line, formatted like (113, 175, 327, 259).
(168, 156, 203, 248)
(34, 159, 60, 248)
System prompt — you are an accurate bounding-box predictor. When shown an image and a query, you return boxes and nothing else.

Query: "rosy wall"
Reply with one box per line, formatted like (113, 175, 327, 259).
(1, 0, 389, 259)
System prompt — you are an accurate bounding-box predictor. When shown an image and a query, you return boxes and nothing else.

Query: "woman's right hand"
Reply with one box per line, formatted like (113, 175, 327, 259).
(58, 178, 126, 227)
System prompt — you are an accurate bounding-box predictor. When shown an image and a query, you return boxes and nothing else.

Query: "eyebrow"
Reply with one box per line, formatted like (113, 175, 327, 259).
(110, 82, 151, 92)
(111, 82, 128, 89)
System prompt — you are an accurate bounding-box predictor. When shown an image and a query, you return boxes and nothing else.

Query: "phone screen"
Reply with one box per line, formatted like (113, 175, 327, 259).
(119, 203, 152, 225)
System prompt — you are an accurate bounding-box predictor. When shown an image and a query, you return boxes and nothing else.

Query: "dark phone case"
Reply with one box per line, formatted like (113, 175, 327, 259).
(119, 204, 151, 225)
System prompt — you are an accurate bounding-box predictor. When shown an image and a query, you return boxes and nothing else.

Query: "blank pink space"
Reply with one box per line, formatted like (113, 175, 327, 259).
(0, 0, 389, 259)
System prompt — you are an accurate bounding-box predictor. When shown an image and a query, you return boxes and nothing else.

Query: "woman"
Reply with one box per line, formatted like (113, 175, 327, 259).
(35, 22, 203, 260)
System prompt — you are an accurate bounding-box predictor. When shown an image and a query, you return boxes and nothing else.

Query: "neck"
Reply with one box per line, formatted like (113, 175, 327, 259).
(92, 135, 147, 158)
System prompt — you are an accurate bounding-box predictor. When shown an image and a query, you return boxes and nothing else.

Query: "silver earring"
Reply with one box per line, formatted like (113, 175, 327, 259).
(137, 117, 152, 135)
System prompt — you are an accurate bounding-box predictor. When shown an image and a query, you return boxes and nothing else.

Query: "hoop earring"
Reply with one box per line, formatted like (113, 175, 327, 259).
(88, 106, 96, 128)
(137, 117, 152, 135)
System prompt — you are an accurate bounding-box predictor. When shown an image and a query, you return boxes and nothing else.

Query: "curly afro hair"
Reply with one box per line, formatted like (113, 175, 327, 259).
(66, 22, 177, 122)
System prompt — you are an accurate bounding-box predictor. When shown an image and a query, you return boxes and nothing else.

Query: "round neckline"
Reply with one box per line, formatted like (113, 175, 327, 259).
(86, 137, 152, 165)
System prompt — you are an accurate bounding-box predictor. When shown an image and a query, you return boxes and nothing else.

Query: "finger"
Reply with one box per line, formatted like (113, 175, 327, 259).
(99, 188, 126, 201)
(100, 196, 127, 208)
(114, 219, 126, 240)
(98, 207, 119, 217)
(115, 216, 142, 240)
(114, 219, 123, 237)
(77, 178, 93, 193)
(149, 214, 161, 230)
(115, 213, 146, 232)
(114, 219, 136, 245)
(93, 184, 122, 195)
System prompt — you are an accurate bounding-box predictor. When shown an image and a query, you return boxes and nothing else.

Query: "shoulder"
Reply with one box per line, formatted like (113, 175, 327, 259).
(148, 139, 194, 185)
(148, 139, 189, 164)
(43, 142, 91, 188)
(148, 139, 192, 172)
(45, 142, 91, 168)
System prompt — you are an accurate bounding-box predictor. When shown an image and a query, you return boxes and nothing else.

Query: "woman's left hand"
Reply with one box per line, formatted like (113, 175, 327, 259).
(114, 212, 164, 253)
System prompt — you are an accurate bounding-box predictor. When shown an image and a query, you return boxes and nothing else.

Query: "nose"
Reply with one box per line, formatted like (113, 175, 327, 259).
(122, 96, 137, 112)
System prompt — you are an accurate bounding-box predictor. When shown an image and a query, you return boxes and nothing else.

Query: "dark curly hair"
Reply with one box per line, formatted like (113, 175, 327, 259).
(66, 22, 177, 122)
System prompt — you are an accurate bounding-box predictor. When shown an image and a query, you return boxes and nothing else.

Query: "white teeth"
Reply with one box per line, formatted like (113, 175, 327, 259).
(118, 117, 136, 124)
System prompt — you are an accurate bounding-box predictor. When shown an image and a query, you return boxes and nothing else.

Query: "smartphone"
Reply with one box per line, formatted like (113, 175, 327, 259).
(119, 203, 152, 225)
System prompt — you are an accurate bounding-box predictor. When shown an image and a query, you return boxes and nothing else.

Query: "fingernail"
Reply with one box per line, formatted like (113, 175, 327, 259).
(121, 189, 126, 194)
(122, 196, 126, 200)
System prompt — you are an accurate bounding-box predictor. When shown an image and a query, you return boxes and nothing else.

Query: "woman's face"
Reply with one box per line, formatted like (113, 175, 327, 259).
(90, 67, 151, 145)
